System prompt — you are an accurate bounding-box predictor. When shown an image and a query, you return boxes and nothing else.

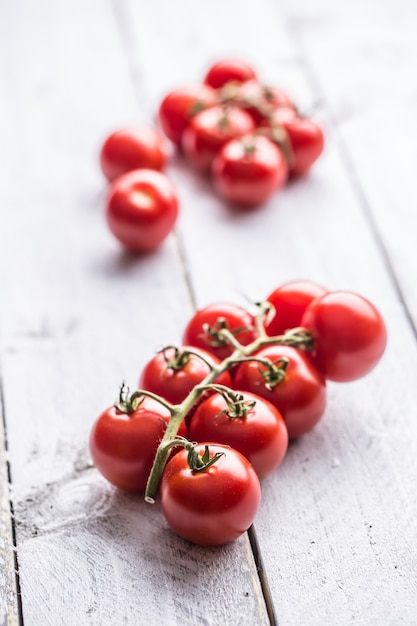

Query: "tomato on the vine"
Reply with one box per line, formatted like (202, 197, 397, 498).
(158, 85, 218, 146)
(182, 302, 257, 360)
(265, 108, 324, 175)
(189, 390, 288, 479)
(211, 134, 288, 206)
(301, 291, 387, 382)
(204, 59, 257, 89)
(181, 105, 255, 172)
(99, 126, 167, 182)
(235, 79, 294, 124)
(138, 346, 232, 405)
(89, 391, 187, 492)
(233, 344, 326, 439)
(160, 442, 261, 545)
(265, 279, 328, 336)
(105, 168, 178, 253)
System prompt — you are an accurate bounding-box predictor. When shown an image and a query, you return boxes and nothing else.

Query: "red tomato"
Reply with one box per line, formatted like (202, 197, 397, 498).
(265, 280, 328, 336)
(158, 85, 218, 146)
(99, 126, 167, 182)
(160, 443, 261, 545)
(235, 80, 294, 124)
(138, 346, 232, 405)
(233, 344, 326, 439)
(181, 105, 255, 171)
(266, 109, 324, 175)
(301, 291, 387, 382)
(105, 169, 178, 252)
(189, 390, 288, 479)
(204, 59, 257, 89)
(89, 395, 187, 492)
(182, 303, 257, 360)
(212, 134, 288, 207)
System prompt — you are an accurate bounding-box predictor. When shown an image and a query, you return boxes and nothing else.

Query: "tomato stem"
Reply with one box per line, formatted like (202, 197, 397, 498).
(144, 309, 315, 502)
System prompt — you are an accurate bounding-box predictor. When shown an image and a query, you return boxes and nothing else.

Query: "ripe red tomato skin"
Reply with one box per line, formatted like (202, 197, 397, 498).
(265, 280, 328, 336)
(233, 345, 326, 439)
(99, 127, 167, 182)
(265, 109, 324, 175)
(105, 169, 178, 253)
(89, 398, 187, 493)
(160, 443, 261, 546)
(182, 303, 257, 360)
(181, 105, 255, 172)
(236, 80, 294, 124)
(138, 346, 232, 405)
(189, 391, 288, 479)
(203, 60, 257, 89)
(212, 135, 289, 207)
(158, 85, 218, 146)
(301, 291, 387, 382)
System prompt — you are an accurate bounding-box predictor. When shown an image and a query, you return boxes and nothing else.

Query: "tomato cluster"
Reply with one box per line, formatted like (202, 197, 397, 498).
(98, 59, 325, 254)
(89, 279, 386, 546)
(158, 59, 324, 206)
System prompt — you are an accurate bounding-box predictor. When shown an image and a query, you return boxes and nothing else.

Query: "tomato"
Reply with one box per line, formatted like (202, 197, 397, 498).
(233, 344, 326, 439)
(181, 105, 255, 172)
(265, 280, 328, 336)
(158, 85, 218, 146)
(235, 80, 294, 124)
(182, 303, 257, 360)
(301, 291, 387, 382)
(211, 134, 288, 207)
(189, 390, 288, 479)
(89, 393, 187, 492)
(160, 443, 261, 545)
(105, 169, 178, 252)
(138, 346, 232, 405)
(203, 59, 257, 89)
(266, 108, 324, 175)
(99, 126, 167, 182)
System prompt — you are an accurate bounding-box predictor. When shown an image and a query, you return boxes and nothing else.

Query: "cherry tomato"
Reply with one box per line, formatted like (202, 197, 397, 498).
(182, 303, 257, 360)
(89, 394, 187, 492)
(160, 443, 261, 545)
(181, 105, 255, 172)
(301, 291, 387, 382)
(203, 59, 257, 89)
(158, 85, 218, 146)
(233, 344, 326, 439)
(189, 390, 288, 479)
(211, 134, 288, 207)
(105, 169, 178, 252)
(266, 108, 324, 175)
(99, 126, 167, 182)
(138, 346, 232, 405)
(265, 280, 328, 336)
(235, 80, 294, 124)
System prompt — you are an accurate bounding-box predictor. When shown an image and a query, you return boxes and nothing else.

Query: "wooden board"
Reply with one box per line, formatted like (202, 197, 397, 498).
(1, 0, 416, 624)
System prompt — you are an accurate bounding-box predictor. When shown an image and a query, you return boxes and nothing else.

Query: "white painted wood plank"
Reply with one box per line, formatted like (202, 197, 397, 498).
(0, 405, 19, 626)
(0, 0, 269, 624)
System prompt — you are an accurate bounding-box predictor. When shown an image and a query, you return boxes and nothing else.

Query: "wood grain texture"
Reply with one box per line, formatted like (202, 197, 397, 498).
(0, 402, 19, 626)
(1, 0, 416, 624)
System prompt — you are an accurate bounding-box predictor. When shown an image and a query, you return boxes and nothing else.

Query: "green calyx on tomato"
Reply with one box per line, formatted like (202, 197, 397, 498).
(186, 443, 225, 472)
(201, 317, 254, 349)
(200, 384, 257, 420)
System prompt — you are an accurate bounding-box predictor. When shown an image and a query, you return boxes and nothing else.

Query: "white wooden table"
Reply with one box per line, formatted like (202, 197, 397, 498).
(1, 1, 416, 624)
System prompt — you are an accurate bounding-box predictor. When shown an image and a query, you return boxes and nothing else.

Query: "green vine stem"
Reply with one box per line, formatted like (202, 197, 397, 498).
(144, 307, 314, 503)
